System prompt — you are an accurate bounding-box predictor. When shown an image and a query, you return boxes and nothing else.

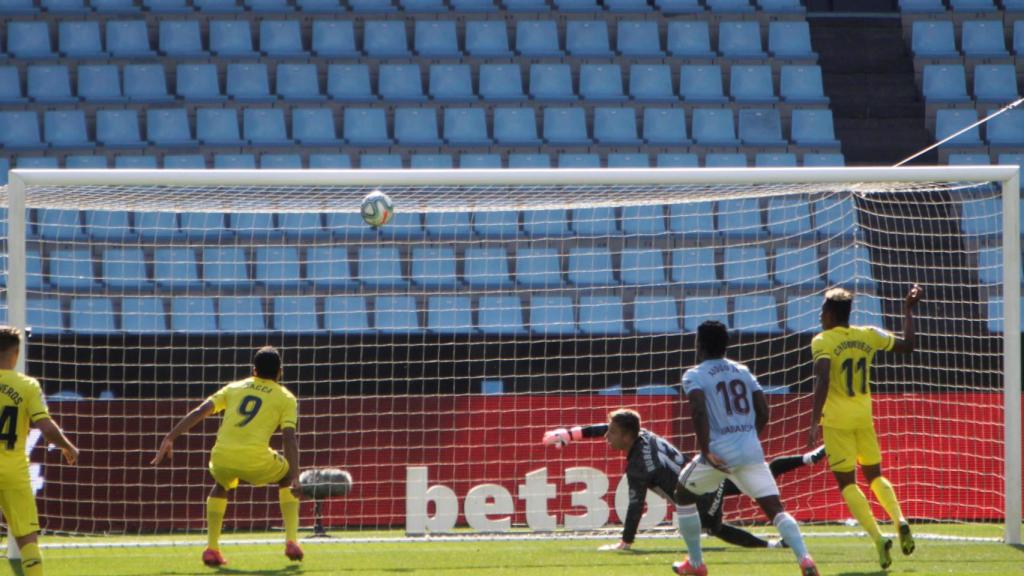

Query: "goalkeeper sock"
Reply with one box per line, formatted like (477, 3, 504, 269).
(19, 542, 43, 576)
(772, 512, 809, 561)
(207, 496, 228, 551)
(870, 476, 906, 526)
(841, 484, 883, 544)
(676, 504, 703, 567)
(279, 487, 300, 543)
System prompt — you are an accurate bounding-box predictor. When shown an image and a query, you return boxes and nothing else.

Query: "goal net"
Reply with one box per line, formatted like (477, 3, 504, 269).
(0, 167, 1019, 545)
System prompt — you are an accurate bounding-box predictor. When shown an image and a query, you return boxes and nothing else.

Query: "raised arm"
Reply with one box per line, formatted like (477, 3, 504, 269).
(806, 358, 831, 448)
(34, 418, 78, 465)
(890, 284, 923, 354)
(151, 400, 215, 465)
(542, 423, 609, 448)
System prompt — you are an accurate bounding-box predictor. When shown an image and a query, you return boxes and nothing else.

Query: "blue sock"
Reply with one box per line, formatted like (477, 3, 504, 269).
(773, 512, 809, 561)
(677, 504, 704, 567)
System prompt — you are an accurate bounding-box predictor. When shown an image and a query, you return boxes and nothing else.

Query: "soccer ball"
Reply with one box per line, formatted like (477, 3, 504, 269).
(360, 190, 394, 228)
(299, 468, 353, 499)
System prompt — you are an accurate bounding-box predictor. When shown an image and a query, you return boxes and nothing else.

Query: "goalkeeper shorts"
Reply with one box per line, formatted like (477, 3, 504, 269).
(0, 483, 40, 538)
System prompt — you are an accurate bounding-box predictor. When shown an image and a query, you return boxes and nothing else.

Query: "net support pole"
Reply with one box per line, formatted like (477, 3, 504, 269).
(5, 176, 26, 558)
(1003, 171, 1022, 546)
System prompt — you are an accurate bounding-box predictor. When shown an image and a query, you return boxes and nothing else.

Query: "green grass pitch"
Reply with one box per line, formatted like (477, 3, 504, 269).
(5, 525, 1022, 576)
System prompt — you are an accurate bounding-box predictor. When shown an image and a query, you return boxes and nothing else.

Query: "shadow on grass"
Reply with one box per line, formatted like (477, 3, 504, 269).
(214, 566, 303, 576)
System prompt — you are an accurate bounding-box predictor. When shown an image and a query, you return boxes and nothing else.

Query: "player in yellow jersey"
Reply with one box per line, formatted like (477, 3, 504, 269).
(805, 285, 922, 569)
(0, 326, 78, 576)
(152, 346, 303, 568)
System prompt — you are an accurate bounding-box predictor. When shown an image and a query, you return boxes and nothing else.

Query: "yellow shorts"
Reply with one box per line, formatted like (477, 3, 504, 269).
(0, 484, 40, 538)
(209, 450, 289, 490)
(823, 425, 882, 473)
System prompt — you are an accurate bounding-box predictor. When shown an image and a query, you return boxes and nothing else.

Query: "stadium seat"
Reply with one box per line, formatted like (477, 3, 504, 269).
(911, 20, 958, 58)
(756, 153, 798, 167)
(580, 64, 626, 101)
(159, 21, 205, 57)
(145, 109, 194, 148)
(96, 110, 144, 148)
(312, 20, 358, 57)
(444, 108, 491, 146)
(374, 295, 422, 334)
(850, 294, 883, 326)
(922, 64, 969, 104)
(791, 109, 840, 148)
(723, 247, 771, 289)
(451, 0, 497, 10)
(226, 63, 273, 103)
(244, 108, 290, 146)
(579, 296, 626, 335)
(176, 64, 225, 103)
(411, 154, 452, 169)
(277, 213, 324, 241)
(0, 68, 25, 104)
(515, 247, 562, 288)
(706, 152, 748, 166)
(425, 212, 473, 240)
(49, 248, 97, 291)
(608, 153, 650, 167)
(260, 20, 304, 57)
(162, 155, 205, 169)
(605, 0, 649, 10)
(899, 0, 945, 12)
(306, 246, 356, 288)
(102, 247, 149, 291)
(41, 0, 88, 12)
(121, 298, 169, 334)
(515, 20, 561, 56)
(16, 157, 57, 168)
(962, 20, 1007, 58)
(959, 196, 1001, 237)
(632, 296, 680, 334)
(403, 0, 448, 11)
(567, 20, 612, 57)
(218, 297, 267, 333)
(814, 195, 858, 237)
(558, 154, 600, 168)
(144, 0, 191, 12)
(827, 245, 876, 289)
(183, 213, 231, 241)
(44, 110, 89, 149)
(774, 247, 824, 289)
(379, 64, 426, 102)
(465, 20, 510, 56)
(323, 296, 371, 333)
(58, 21, 103, 57)
(360, 154, 402, 169)
(124, 64, 173, 103)
(196, 109, 243, 146)
(107, 20, 154, 57)
(555, 0, 601, 11)
(410, 247, 459, 289)
(986, 109, 1024, 147)
(734, 295, 781, 334)
(327, 64, 375, 102)
(25, 299, 62, 335)
(680, 65, 727, 104)
(804, 153, 846, 166)
(683, 296, 728, 332)
(642, 108, 690, 146)
(479, 64, 526, 101)
(593, 107, 638, 143)
(620, 249, 666, 285)
(170, 297, 217, 333)
(477, 296, 525, 335)
(426, 296, 475, 335)
(935, 108, 982, 147)
(136, 212, 183, 244)
(780, 65, 828, 104)
(343, 108, 392, 146)
(950, 0, 997, 10)
(364, 21, 409, 57)
(974, 65, 1018, 104)
(309, 154, 352, 168)
(350, 0, 397, 11)
(572, 207, 617, 236)
(275, 64, 324, 102)
(947, 153, 991, 165)
(194, 0, 242, 10)
(76, 65, 123, 104)
(415, 20, 458, 57)
(6, 22, 55, 59)
(68, 156, 108, 168)
(464, 247, 513, 289)
(292, 108, 340, 145)
(568, 247, 617, 286)
(69, 298, 116, 334)
(760, 0, 804, 11)
(272, 297, 320, 334)
(37, 208, 86, 242)
(530, 296, 576, 335)
(358, 247, 407, 288)
(460, 153, 501, 168)
(976, 247, 1003, 285)
(473, 211, 519, 239)
(27, 65, 76, 104)
(254, 246, 304, 290)
(232, 213, 280, 239)
(766, 196, 814, 239)
(768, 21, 814, 59)
(210, 20, 256, 57)
(739, 109, 785, 147)
(708, 0, 752, 11)
(669, 202, 715, 239)
(731, 65, 777, 104)
(621, 205, 667, 235)
(430, 65, 475, 102)
(494, 108, 540, 145)
(782, 294, 819, 333)
(0, 0, 36, 13)
(508, 153, 551, 168)
(114, 155, 157, 168)
(692, 108, 739, 146)
(523, 209, 571, 237)
(719, 21, 764, 58)
(615, 21, 661, 58)
(544, 108, 590, 145)
(629, 65, 675, 102)
(667, 21, 713, 58)
(530, 64, 576, 102)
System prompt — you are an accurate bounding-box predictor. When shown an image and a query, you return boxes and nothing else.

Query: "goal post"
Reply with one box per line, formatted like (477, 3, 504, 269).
(1, 166, 1019, 546)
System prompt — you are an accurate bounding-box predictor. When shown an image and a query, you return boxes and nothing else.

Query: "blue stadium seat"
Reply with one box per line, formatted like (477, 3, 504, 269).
(306, 246, 356, 288)
(162, 155, 205, 169)
(608, 153, 650, 167)
(114, 155, 158, 168)
(219, 297, 267, 333)
(374, 296, 421, 334)
(530, 64, 576, 102)
(756, 153, 798, 167)
(358, 246, 407, 288)
(734, 295, 781, 334)
(327, 64, 375, 102)
(159, 21, 205, 57)
(59, 21, 104, 57)
(827, 245, 876, 289)
(16, 157, 57, 168)
(77, 65, 124, 103)
(530, 296, 576, 335)
(176, 64, 225, 103)
(271, 297, 320, 334)
(719, 21, 764, 58)
(96, 110, 144, 148)
(276, 64, 324, 102)
(620, 249, 666, 285)
(580, 64, 626, 101)
(244, 108, 290, 146)
(102, 247, 149, 291)
(618, 21, 663, 57)
(95, 0, 141, 14)
(544, 108, 590, 145)
(523, 209, 571, 237)
(985, 296, 1023, 333)
(27, 65, 76, 104)
(293, 108, 340, 145)
(474, 211, 519, 239)
(935, 108, 982, 147)
(515, 247, 562, 288)
(7, 22, 55, 59)
(774, 247, 824, 289)
(516, 20, 561, 56)
(379, 64, 426, 102)
(976, 247, 1003, 285)
(568, 247, 617, 286)
(804, 153, 845, 166)
(68, 156, 108, 168)
(460, 153, 501, 168)
(947, 153, 990, 165)
(44, 110, 89, 149)
(558, 153, 600, 168)
(555, 0, 600, 10)
(667, 21, 713, 58)
(430, 65, 475, 102)
(226, 63, 273, 103)
(683, 296, 728, 332)
(708, 0, 753, 11)
(692, 108, 739, 146)
(479, 64, 526, 101)
(121, 298, 169, 335)
(1016, 21, 1024, 55)
(572, 207, 617, 236)
(766, 196, 813, 239)
(643, 108, 690, 145)
(814, 195, 858, 237)
(780, 65, 828, 104)
(629, 64, 675, 102)
(466, 20, 511, 56)
(309, 154, 352, 168)
(312, 20, 357, 57)
(196, 108, 243, 146)
(425, 212, 473, 240)
(478, 296, 526, 335)
(411, 247, 459, 289)
(137, 213, 183, 245)
(760, 0, 804, 11)
(444, 108, 490, 145)
(37, 208, 86, 242)
(783, 294, 820, 333)
(739, 109, 785, 146)
(464, 247, 513, 289)
(633, 296, 680, 334)
(950, 0, 997, 10)
(360, 154, 402, 169)
(364, 20, 409, 57)
(451, 0, 497, 10)
(349, 0, 397, 10)
(183, 213, 231, 240)
(899, 0, 945, 12)
(124, 64, 173, 103)
(704, 154, 746, 168)
(210, 20, 256, 57)
(508, 153, 551, 168)
(201, 247, 248, 290)
(912, 20, 958, 58)
(69, 298, 116, 334)
(962, 20, 1007, 58)
(974, 65, 1018, 104)
(621, 205, 666, 235)
(344, 108, 392, 146)
(170, 297, 216, 333)
(922, 64, 969, 104)
(415, 20, 458, 56)
(254, 246, 304, 290)
(260, 20, 304, 57)
(656, 0, 701, 11)
(49, 248, 97, 291)
(986, 109, 1024, 147)
(768, 21, 814, 59)
(232, 213, 280, 239)
(579, 296, 626, 335)
(0, 0, 36, 13)
(403, 0, 448, 11)
(427, 296, 475, 335)
(593, 107, 638, 144)
(606, 0, 649, 10)
(107, 20, 154, 57)
(0, 68, 25, 104)
(323, 296, 370, 333)
(144, 0, 191, 12)
(248, 0, 291, 9)
(959, 196, 1000, 237)
(669, 202, 715, 239)
(850, 294, 883, 326)
(41, 0, 88, 12)
(731, 65, 777, 103)
(26, 299, 61, 335)
(680, 65, 726, 103)
(278, 213, 325, 241)
(145, 109, 194, 148)
(494, 108, 540, 145)
(194, 0, 242, 10)
(411, 154, 452, 169)
(723, 247, 771, 289)
(791, 109, 840, 148)
(567, 20, 611, 57)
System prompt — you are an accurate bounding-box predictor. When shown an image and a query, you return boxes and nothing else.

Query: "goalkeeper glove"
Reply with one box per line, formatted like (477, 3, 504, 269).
(542, 426, 583, 448)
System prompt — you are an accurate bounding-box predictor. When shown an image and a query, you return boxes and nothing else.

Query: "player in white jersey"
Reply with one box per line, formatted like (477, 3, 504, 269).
(671, 321, 818, 576)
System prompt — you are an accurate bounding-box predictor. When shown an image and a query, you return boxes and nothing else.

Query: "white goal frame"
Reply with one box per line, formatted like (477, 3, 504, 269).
(3, 166, 1021, 546)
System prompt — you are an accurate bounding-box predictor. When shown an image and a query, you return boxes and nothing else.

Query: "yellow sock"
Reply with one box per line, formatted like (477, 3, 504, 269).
(19, 541, 43, 576)
(207, 496, 228, 551)
(279, 487, 300, 543)
(870, 476, 906, 526)
(841, 484, 883, 544)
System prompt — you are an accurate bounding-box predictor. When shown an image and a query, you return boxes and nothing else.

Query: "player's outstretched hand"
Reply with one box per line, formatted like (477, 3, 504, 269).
(542, 428, 571, 449)
(904, 284, 923, 310)
(598, 541, 631, 551)
(704, 452, 729, 472)
(151, 437, 174, 465)
(62, 445, 79, 465)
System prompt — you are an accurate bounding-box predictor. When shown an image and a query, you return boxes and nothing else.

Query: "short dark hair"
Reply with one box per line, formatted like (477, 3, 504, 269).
(0, 326, 21, 355)
(609, 408, 641, 438)
(697, 320, 729, 358)
(823, 287, 853, 325)
(253, 346, 281, 379)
